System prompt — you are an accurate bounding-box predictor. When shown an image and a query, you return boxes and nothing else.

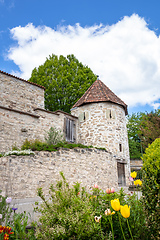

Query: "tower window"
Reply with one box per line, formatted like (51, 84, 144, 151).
(119, 144, 122, 152)
(84, 112, 85, 121)
(106, 109, 116, 119)
(109, 110, 112, 119)
(78, 112, 89, 122)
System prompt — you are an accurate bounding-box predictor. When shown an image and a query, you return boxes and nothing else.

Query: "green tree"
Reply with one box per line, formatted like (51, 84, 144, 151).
(29, 54, 97, 113)
(127, 112, 144, 159)
(127, 109, 160, 159)
(139, 109, 160, 149)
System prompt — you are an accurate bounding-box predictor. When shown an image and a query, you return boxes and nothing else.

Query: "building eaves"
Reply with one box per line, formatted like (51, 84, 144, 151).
(53, 110, 78, 119)
(34, 108, 59, 115)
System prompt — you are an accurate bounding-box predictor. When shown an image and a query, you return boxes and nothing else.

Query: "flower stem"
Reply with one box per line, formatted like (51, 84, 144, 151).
(127, 219, 134, 240)
(109, 216, 114, 240)
(118, 212, 126, 240)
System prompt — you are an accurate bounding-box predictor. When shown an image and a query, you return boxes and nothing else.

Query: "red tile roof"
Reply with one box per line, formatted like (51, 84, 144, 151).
(0, 70, 45, 89)
(72, 79, 128, 115)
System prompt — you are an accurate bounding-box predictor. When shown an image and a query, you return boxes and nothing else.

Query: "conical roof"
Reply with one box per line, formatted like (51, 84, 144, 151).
(72, 79, 128, 115)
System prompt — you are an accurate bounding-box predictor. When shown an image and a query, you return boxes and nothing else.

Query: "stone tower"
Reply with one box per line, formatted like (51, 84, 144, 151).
(71, 79, 130, 164)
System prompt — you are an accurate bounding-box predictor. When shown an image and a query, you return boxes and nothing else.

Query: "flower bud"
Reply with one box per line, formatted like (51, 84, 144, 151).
(105, 209, 111, 215)
(106, 188, 111, 194)
(111, 187, 115, 193)
(6, 197, 12, 204)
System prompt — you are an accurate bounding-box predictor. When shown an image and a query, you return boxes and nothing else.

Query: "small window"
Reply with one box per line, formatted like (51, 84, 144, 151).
(109, 110, 112, 119)
(117, 162, 126, 186)
(65, 118, 74, 142)
(119, 144, 122, 152)
(78, 112, 89, 122)
(106, 109, 115, 119)
(84, 112, 86, 121)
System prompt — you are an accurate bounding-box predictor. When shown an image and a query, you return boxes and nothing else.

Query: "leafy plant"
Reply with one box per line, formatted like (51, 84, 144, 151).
(21, 139, 95, 152)
(45, 127, 64, 145)
(142, 138, 160, 240)
(34, 173, 148, 240)
(0, 191, 12, 226)
(127, 109, 160, 159)
(35, 172, 101, 240)
(10, 212, 36, 240)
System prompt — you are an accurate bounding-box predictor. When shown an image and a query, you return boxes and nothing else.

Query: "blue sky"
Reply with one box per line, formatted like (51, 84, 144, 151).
(0, 0, 160, 114)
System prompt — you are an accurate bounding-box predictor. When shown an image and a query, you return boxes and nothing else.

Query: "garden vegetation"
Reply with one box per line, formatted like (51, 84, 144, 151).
(0, 131, 159, 239)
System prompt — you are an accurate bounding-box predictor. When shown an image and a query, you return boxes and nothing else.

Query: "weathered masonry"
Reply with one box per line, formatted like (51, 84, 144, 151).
(0, 70, 78, 152)
(0, 149, 130, 199)
(0, 70, 130, 190)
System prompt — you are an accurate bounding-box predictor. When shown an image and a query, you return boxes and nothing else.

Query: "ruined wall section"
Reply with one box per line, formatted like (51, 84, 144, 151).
(0, 72, 44, 113)
(0, 149, 130, 199)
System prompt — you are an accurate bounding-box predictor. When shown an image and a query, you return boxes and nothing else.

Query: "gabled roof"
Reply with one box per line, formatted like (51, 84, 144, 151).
(0, 70, 45, 89)
(72, 79, 128, 115)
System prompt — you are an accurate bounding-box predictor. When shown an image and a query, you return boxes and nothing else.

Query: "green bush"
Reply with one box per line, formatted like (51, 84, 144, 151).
(34, 173, 148, 240)
(0, 191, 35, 240)
(45, 127, 64, 145)
(0, 191, 12, 226)
(10, 212, 36, 240)
(142, 138, 160, 240)
(21, 139, 94, 152)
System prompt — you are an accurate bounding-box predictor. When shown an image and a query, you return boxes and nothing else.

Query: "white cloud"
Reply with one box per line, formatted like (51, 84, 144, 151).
(7, 14, 160, 109)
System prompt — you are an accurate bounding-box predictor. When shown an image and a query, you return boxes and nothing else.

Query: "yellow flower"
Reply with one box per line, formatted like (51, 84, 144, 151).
(120, 205, 130, 218)
(111, 199, 121, 211)
(90, 195, 97, 200)
(94, 215, 102, 222)
(134, 179, 142, 186)
(130, 171, 137, 179)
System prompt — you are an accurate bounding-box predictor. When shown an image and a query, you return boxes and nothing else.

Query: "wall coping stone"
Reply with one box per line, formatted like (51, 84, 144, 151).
(0, 105, 40, 118)
(0, 70, 45, 89)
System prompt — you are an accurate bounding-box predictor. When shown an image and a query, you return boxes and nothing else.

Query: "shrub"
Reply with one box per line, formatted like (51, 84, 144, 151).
(21, 139, 50, 151)
(142, 138, 160, 240)
(34, 173, 148, 240)
(21, 139, 95, 152)
(45, 127, 64, 145)
(11, 212, 36, 240)
(0, 191, 12, 226)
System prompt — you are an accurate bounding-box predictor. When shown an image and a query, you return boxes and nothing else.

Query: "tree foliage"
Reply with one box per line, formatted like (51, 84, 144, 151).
(127, 109, 160, 159)
(140, 110, 160, 149)
(142, 138, 160, 240)
(127, 112, 144, 159)
(29, 54, 97, 113)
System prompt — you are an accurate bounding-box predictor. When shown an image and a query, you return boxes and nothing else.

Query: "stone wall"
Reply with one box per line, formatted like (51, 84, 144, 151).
(0, 106, 39, 152)
(130, 159, 143, 170)
(0, 72, 78, 152)
(0, 106, 78, 152)
(0, 72, 44, 113)
(0, 149, 130, 199)
(71, 102, 130, 162)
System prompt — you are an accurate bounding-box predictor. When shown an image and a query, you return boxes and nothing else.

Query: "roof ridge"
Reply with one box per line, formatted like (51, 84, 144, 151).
(0, 70, 45, 89)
